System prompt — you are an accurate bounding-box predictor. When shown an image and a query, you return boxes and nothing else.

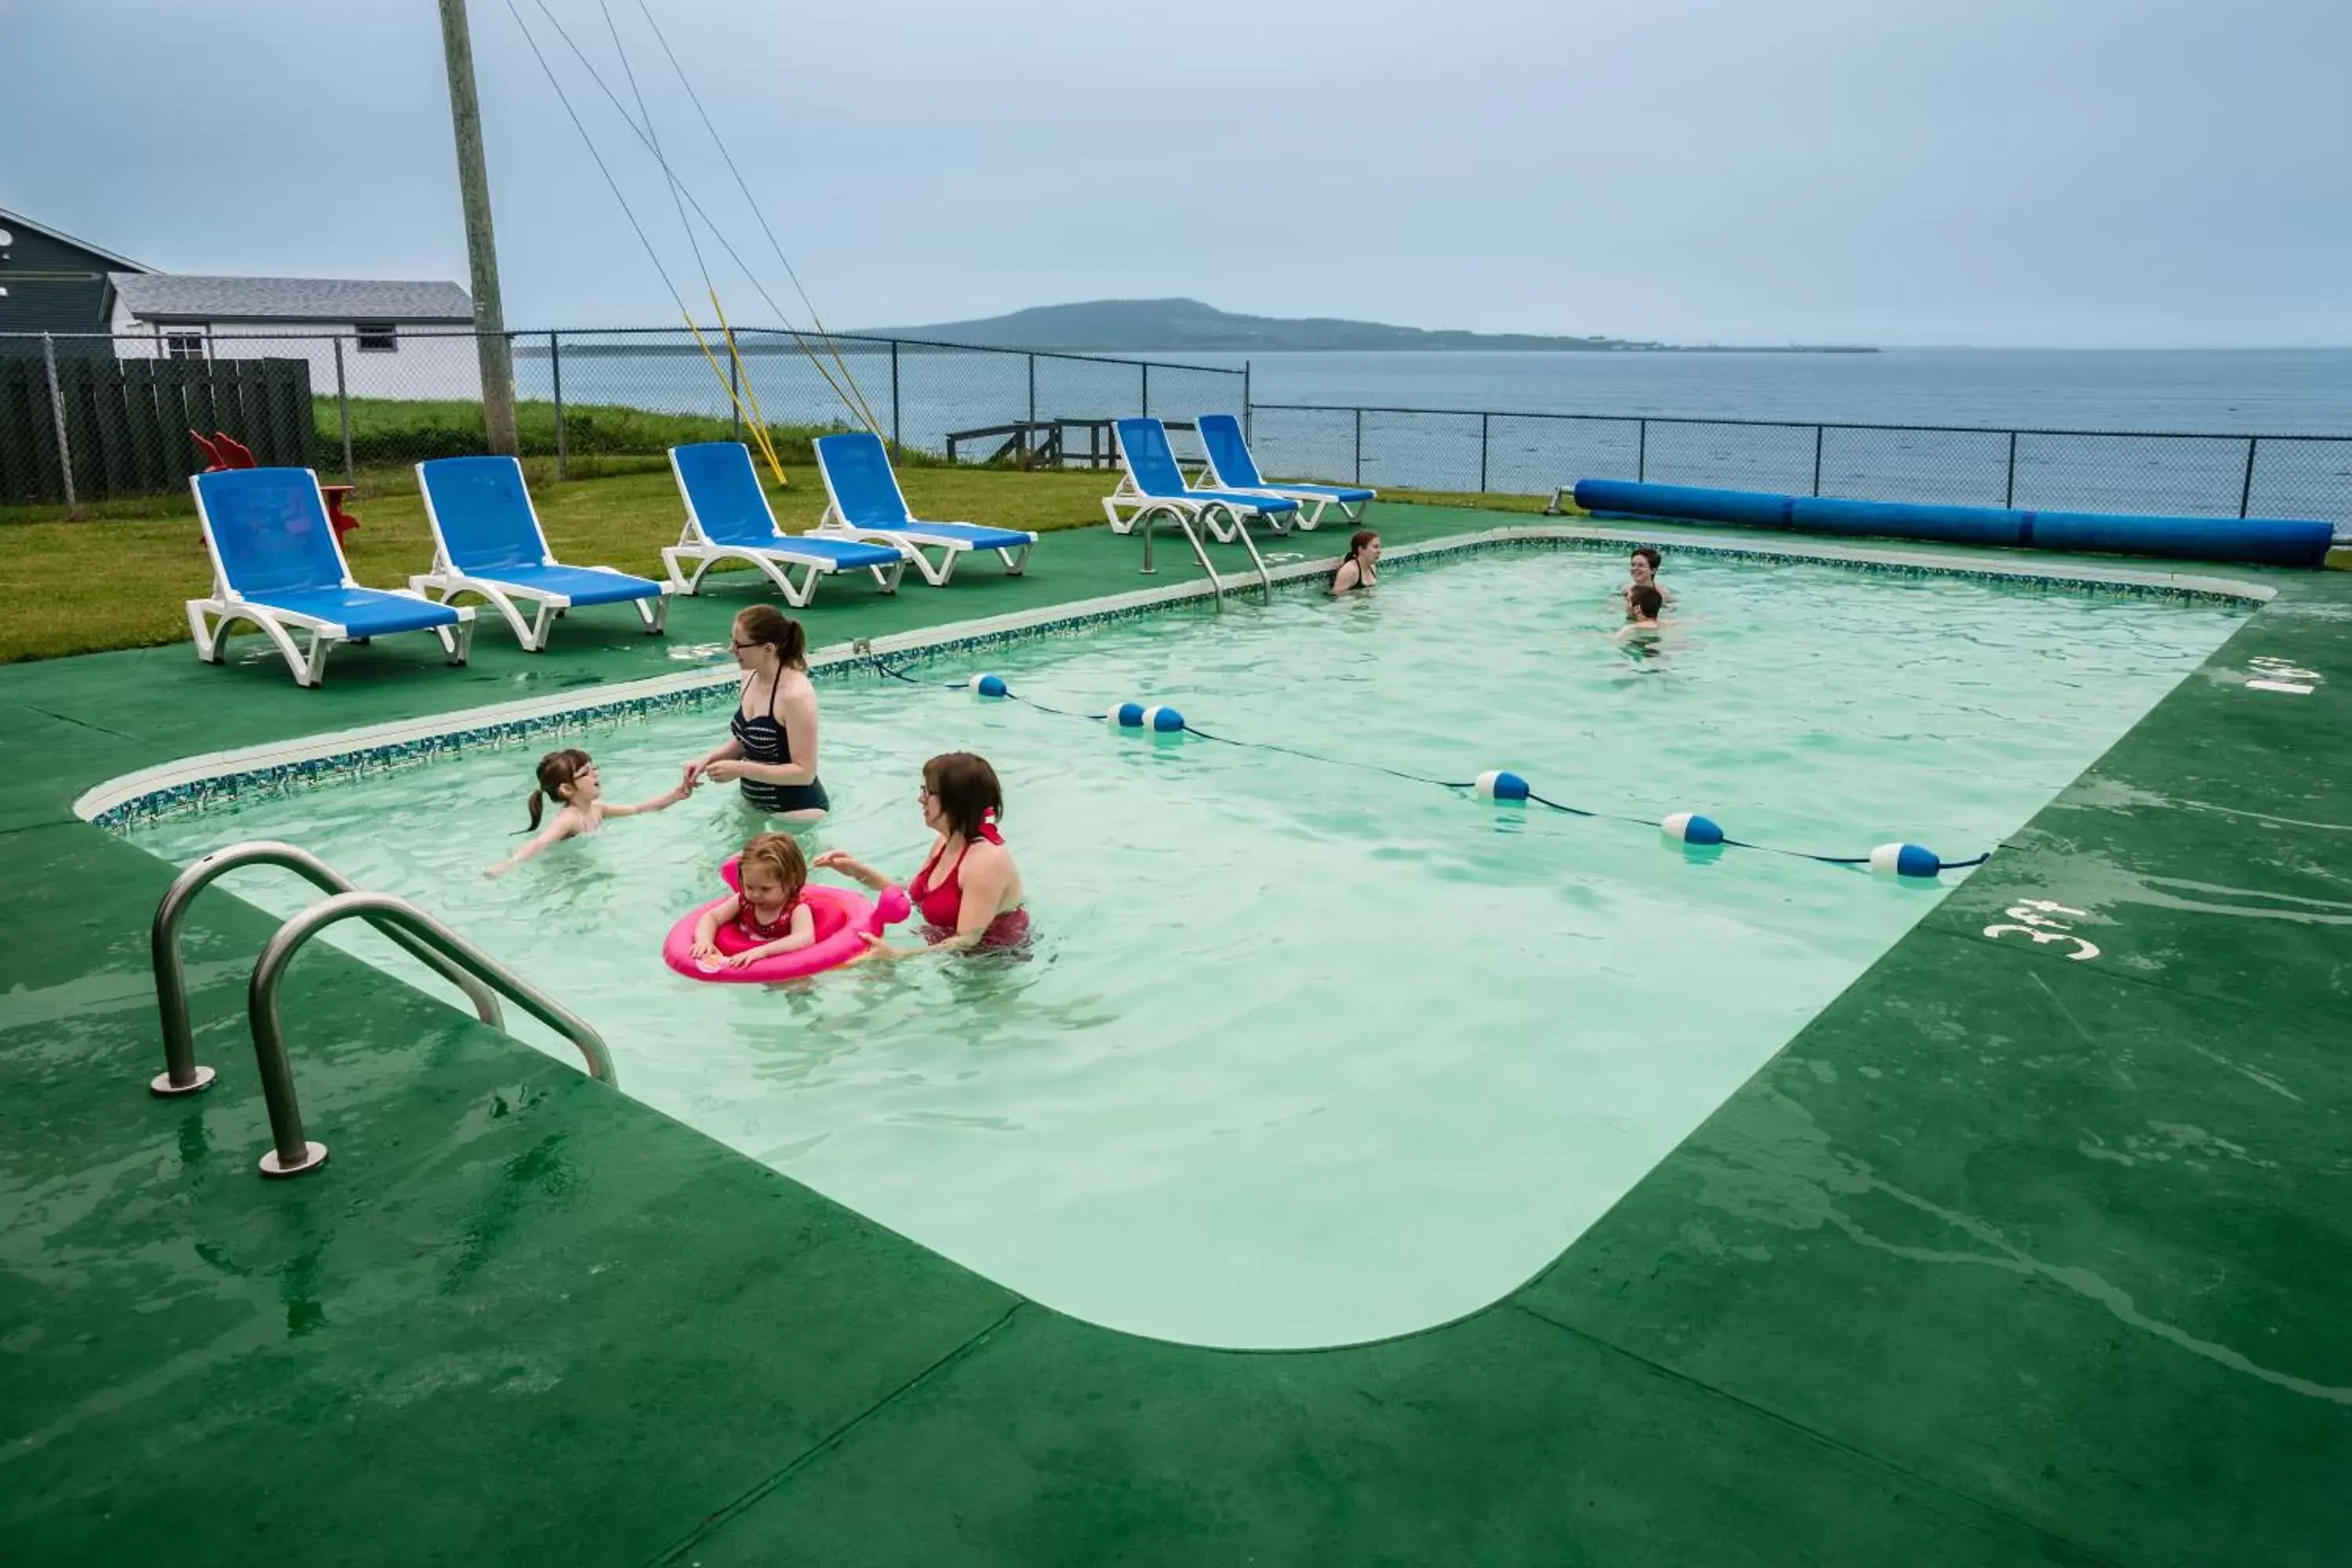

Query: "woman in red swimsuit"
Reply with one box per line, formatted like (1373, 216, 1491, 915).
(815, 752, 1029, 957)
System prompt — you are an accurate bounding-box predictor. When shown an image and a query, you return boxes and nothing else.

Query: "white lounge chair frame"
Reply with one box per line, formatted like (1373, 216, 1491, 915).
(662, 449, 907, 606)
(1193, 467, 1356, 532)
(811, 504, 1035, 587)
(1195, 415, 1372, 531)
(410, 459, 670, 652)
(1101, 423, 1293, 543)
(810, 442, 1036, 587)
(188, 471, 474, 689)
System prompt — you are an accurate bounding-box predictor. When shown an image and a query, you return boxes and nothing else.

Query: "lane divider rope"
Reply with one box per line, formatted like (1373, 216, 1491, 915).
(869, 661, 1991, 877)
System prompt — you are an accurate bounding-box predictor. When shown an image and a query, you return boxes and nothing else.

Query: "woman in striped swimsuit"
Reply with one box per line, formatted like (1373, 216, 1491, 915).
(684, 606, 829, 822)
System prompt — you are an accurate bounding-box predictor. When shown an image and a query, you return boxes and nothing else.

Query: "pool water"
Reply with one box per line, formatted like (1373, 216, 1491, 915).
(126, 549, 2247, 1348)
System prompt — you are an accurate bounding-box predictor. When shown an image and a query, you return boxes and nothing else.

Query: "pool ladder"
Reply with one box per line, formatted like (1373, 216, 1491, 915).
(148, 840, 613, 1178)
(1136, 501, 1276, 604)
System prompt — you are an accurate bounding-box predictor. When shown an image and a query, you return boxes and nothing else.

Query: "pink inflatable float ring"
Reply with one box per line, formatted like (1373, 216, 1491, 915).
(662, 857, 913, 983)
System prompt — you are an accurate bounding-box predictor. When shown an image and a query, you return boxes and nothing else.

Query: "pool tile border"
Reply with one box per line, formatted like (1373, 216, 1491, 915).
(75, 525, 2269, 832)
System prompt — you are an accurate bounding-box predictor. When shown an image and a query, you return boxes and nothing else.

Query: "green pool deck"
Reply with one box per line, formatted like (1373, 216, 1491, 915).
(4, 505, 2349, 1566)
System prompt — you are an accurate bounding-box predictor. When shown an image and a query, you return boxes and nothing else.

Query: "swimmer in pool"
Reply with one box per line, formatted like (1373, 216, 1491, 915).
(815, 752, 1029, 957)
(1613, 584, 1665, 647)
(1621, 546, 1675, 615)
(1330, 529, 1381, 595)
(684, 606, 829, 823)
(487, 748, 692, 876)
(689, 832, 817, 969)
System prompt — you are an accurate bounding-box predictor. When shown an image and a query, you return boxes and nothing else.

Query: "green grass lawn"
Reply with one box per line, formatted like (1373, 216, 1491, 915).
(0, 364, 1552, 666)
(318, 397, 906, 469)
(1369, 485, 1548, 515)
(0, 463, 1123, 663)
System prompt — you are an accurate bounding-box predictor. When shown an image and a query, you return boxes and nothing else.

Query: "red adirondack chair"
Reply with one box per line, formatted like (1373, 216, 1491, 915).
(188, 430, 360, 545)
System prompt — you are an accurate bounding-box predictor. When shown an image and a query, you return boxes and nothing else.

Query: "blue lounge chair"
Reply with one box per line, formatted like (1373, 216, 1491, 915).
(411, 455, 670, 650)
(1102, 417, 1299, 543)
(1195, 412, 1375, 530)
(665, 441, 908, 604)
(811, 431, 1037, 586)
(187, 467, 474, 688)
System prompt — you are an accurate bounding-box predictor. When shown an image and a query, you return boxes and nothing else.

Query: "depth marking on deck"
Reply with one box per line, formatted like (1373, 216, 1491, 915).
(1983, 898, 2101, 960)
(2246, 655, 2322, 695)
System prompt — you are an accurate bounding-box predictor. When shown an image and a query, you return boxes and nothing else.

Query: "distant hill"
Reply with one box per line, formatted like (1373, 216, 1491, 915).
(855, 298, 1873, 354)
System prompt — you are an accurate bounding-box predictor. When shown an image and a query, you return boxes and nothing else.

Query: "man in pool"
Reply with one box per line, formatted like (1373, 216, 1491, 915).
(1613, 585, 1666, 653)
(1621, 546, 1675, 616)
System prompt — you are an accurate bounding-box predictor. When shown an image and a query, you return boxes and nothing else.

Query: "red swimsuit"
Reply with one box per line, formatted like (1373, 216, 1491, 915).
(736, 895, 802, 943)
(907, 830, 1029, 949)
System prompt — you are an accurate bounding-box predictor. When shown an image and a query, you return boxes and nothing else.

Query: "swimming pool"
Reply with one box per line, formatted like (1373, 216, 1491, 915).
(117, 544, 2249, 1348)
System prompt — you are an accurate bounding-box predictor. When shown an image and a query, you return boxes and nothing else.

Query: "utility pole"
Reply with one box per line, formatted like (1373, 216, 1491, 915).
(437, 0, 519, 456)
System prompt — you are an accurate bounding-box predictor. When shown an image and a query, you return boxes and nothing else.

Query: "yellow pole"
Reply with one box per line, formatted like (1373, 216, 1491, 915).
(709, 290, 793, 485)
(677, 308, 787, 488)
(800, 304, 887, 438)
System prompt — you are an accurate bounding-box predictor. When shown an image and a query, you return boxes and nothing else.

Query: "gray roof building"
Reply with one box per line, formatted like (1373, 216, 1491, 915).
(108, 274, 473, 325)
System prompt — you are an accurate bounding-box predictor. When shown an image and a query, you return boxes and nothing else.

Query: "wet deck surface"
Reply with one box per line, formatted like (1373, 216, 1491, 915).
(4, 507, 2347, 1566)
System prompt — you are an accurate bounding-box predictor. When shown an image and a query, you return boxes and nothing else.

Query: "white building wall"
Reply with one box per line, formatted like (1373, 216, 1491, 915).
(110, 307, 485, 401)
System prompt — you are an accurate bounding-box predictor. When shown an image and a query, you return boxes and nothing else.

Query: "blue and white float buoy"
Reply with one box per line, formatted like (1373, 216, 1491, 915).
(1108, 701, 1185, 734)
(1870, 842, 1944, 878)
(1661, 811, 1726, 847)
(1474, 769, 1531, 803)
(968, 672, 1008, 698)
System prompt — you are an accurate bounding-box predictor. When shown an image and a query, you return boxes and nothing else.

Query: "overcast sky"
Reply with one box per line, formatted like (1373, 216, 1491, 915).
(2, 0, 2345, 347)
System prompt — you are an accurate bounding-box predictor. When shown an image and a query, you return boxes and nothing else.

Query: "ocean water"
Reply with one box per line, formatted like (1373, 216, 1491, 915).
(524, 343, 2351, 438)
(1198, 347, 2352, 435)
(517, 340, 2352, 520)
(125, 549, 2245, 1348)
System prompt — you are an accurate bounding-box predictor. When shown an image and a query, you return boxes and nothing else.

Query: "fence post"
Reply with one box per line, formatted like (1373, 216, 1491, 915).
(1810, 424, 1824, 496)
(1479, 412, 1490, 493)
(2239, 436, 2259, 517)
(41, 333, 79, 519)
(1025, 353, 1036, 464)
(730, 354, 742, 443)
(332, 336, 355, 486)
(549, 330, 566, 481)
(889, 339, 902, 452)
(1635, 418, 1647, 483)
(2003, 430, 2017, 508)
(1353, 407, 1363, 485)
(1141, 363, 1150, 416)
(1243, 360, 1252, 440)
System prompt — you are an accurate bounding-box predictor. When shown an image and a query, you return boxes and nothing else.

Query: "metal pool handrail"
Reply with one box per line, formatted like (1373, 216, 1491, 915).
(1138, 502, 1275, 604)
(245, 890, 615, 1178)
(1224, 505, 1278, 599)
(151, 839, 503, 1097)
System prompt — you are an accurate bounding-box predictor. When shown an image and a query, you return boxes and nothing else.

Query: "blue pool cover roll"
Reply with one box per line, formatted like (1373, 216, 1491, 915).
(2022, 509, 2328, 566)
(1570, 479, 2333, 568)
(1790, 495, 2025, 547)
(1577, 481, 1795, 531)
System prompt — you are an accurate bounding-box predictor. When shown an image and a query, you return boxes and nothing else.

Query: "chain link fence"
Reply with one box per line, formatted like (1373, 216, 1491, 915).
(0, 326, 1248, 513)
(5, 328, 2345, 535)
(1248, 404, 2352, 530)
